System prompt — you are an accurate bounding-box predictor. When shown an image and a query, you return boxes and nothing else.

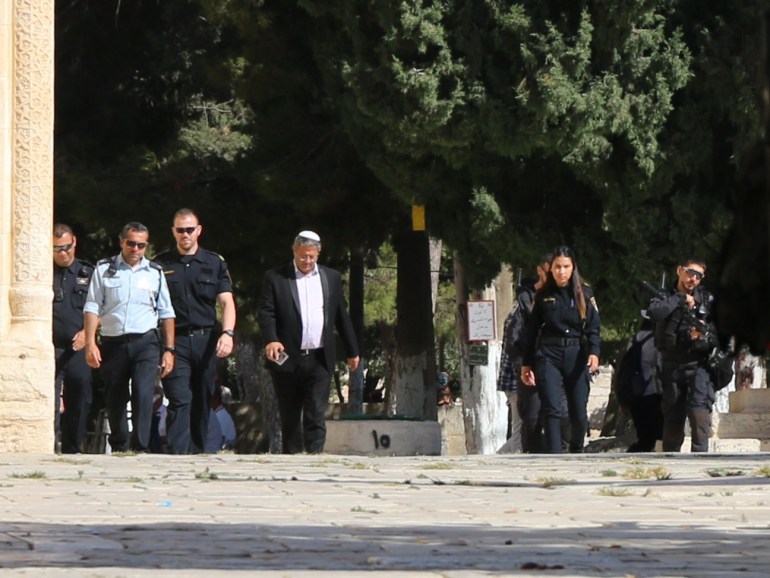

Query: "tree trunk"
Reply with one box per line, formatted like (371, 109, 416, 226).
(454, 254, 508, 454)
(429, 237, 442, 314)
(346, 247, 366, 415)
(391, 228, 437, 419)
(234, 337, 281, 453)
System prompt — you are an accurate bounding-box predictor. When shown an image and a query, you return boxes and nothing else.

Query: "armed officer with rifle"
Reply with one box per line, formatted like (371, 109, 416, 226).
(647, 257, 718, 452)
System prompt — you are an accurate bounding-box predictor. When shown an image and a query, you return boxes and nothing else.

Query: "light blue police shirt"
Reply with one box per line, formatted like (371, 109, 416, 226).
(84, 254, 175, 337)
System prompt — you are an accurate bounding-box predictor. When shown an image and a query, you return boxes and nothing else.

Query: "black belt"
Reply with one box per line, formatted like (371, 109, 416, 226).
(539, 337, 581, 347)
(300, 348, 323, 356)
(178, 326, 213, 336)
(101, 330, 155, 344)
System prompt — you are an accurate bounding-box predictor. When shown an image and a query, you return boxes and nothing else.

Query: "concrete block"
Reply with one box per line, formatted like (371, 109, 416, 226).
(658, 437, 770, 453)
(729, 388, 770, 414)
(325, 419, 441, 456)
(711, 412, 770, 439)
(438, 404, 466, 456)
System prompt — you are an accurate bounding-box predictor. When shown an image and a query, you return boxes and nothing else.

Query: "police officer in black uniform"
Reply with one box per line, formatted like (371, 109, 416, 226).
(647, 257, 716, 452)
(53, 223, 94, 454)
(155, 208, 236, 454)
(520, 246, 601, 454)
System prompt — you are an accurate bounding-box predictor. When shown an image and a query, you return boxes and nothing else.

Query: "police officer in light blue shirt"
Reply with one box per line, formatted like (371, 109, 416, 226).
(84, 222, 176, 452)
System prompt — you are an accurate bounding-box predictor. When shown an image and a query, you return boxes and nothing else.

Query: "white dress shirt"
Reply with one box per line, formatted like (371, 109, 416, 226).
(294, 263, 324, 349)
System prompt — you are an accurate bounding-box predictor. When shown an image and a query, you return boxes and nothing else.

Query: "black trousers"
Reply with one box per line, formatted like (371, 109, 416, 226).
(518, 384, 570, 453)
(517, 384, 544, 453)
(162, 330, 218, 454)
(534, 344, 589, 454)
(660, 361, 714, 452)
(54, 347, 93, 454)
(270, 350, 331, 454)
(100, 331, 160, 452)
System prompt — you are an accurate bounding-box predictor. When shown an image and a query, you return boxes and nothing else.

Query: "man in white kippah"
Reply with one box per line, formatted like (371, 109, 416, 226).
(258, 230, 360, 453)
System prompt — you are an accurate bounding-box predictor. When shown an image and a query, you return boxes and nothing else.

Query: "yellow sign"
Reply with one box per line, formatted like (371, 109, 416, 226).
(412, 205, 425, 231)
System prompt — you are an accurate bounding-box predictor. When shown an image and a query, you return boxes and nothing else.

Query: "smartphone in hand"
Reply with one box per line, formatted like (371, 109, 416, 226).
(274, 351, 289, 366)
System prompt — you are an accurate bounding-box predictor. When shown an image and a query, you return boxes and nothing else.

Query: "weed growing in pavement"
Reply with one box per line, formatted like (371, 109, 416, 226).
(55, 457, 91, 465)
(623, 466, 671, 480)
(9, 471, 47, 479)
(601, 470, 618, 477)
(597, 487, 633, 497)
(706, 468, 745, 477)
(195, 467, 219, 480)
(537, 477, 574, 488)
(420, 462, 454, 470)
(308, 458, 344, 467)
(754, 465, 770, 477)
(620, 457, 647, 465)
(111, 451, 138, 457)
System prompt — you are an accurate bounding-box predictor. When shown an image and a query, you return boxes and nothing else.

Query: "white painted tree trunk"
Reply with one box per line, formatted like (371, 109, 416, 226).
(454, 254, 508, 454)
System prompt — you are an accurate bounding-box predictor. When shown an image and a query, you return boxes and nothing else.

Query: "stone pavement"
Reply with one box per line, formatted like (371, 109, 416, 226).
(1, 452, 770, 577)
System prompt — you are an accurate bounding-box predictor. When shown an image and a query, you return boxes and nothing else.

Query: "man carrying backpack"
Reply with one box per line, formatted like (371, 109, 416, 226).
(498, 253, 551, 453)
(614, 315, 663, 452)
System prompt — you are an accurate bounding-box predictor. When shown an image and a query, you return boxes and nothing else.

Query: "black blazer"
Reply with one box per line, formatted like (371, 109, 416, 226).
(258, 262, 359, 373)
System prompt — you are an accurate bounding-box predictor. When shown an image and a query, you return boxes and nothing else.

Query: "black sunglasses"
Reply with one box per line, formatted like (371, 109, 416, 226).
(53, 243, 74, 252)
(125, 240, 148, 249)
(174, 227, 197, 235)
(684, 267, 704, 281)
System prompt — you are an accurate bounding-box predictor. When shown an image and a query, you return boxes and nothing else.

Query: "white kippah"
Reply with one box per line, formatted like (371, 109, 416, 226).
(298, 230, 321, 242)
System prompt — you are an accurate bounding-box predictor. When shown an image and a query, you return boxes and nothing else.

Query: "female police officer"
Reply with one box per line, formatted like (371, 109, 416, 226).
(520, 246, 601, 453)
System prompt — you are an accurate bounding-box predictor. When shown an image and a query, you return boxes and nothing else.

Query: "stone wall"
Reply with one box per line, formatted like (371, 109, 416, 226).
(0, 0, 55, 452)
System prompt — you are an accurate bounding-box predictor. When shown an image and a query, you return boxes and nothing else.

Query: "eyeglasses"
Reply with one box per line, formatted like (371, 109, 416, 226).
(174, 227, 198, 235)
(684, 267, 704, 281)
(53, 243, 74, 252)
(125, 240, 148, 249)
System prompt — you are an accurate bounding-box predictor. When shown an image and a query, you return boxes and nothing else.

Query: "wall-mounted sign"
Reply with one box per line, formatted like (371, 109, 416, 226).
(468, 342, 488, 366)
(466, 299, 496, 342)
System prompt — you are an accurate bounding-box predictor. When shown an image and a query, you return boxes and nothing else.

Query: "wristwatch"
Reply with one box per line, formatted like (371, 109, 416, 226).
(162, 346, 176, 353)
(222, 329, 235, 338)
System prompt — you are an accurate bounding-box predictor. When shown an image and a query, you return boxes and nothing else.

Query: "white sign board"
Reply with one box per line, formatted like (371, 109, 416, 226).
(466, 300, 495, 342)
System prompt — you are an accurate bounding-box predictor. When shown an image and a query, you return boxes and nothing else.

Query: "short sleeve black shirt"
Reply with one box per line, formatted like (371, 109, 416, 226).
(53, 258, 94, 347)
(154, 248, 233, 330)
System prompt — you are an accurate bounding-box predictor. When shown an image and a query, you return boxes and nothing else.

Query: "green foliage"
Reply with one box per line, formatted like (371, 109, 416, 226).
(54, 1, 765, 352)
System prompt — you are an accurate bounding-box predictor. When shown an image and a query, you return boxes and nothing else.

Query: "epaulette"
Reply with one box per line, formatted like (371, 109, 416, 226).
(205, 249, 226, 262)
(98, 256, 119, 277)
(77, 259, 95, 270)
(148, 261, 163, 271)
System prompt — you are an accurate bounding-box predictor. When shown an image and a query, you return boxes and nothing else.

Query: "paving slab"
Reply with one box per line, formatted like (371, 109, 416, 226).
(0, 452, 769, 577)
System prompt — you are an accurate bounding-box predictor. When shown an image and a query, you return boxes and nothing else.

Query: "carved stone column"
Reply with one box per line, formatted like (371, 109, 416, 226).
(0, 0, 55, 452)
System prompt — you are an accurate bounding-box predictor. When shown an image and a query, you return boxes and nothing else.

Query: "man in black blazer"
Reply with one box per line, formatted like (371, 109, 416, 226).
(258, 230, 360, 453)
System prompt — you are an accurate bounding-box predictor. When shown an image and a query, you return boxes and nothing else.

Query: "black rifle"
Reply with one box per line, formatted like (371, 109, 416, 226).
(642, 280, 733, 379)
(641, 280, 710, 335)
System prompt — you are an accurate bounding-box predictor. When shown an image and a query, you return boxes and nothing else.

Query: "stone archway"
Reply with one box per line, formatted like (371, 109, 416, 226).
(0, 0, 55, 452)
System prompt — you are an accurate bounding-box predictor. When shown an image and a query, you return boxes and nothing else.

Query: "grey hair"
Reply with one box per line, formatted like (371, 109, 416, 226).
(120, 222, 149, 239)
(293, 235, 322, 251)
